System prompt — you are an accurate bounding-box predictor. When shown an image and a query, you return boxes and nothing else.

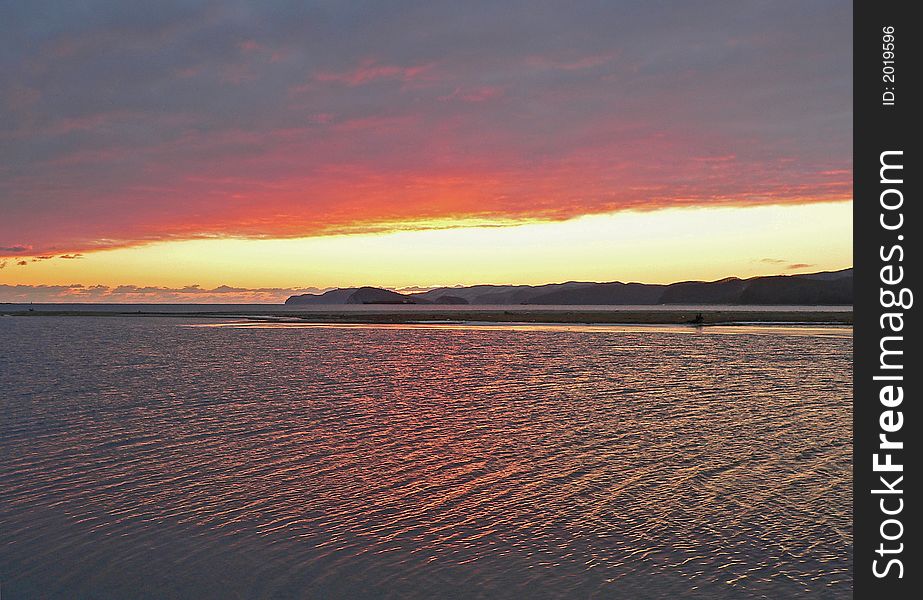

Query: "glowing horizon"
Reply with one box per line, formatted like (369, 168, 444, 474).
(1, 202, 852, 303)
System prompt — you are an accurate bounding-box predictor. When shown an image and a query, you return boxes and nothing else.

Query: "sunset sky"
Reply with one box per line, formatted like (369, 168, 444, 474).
(1, 1, 851, 302)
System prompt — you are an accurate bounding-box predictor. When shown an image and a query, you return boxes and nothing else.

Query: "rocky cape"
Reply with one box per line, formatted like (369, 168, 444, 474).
(285, 269, 853, 306)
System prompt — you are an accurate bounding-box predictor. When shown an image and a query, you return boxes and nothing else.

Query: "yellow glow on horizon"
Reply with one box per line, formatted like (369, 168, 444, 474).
(2, 202, 852, 291)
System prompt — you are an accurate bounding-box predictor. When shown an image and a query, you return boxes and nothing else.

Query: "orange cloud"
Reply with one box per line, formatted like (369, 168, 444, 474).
(0, 283, 328, 303)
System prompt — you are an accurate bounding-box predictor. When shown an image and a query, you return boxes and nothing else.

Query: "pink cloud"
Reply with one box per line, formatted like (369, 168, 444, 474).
(526, 52, 619, 71)
(438, 86, 504, 103)
(238, 39, 261, 52)
(314, 59, 436, 86)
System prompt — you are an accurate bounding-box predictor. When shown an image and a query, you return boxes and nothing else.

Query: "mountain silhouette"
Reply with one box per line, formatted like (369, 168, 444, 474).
(285, 268, 853, 306)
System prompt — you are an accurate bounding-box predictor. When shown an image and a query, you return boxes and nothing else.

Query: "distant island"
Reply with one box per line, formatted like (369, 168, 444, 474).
(285, 268, 853, 306)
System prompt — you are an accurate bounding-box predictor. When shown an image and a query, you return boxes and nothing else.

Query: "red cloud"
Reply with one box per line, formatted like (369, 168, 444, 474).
(0, 115, 851, 258)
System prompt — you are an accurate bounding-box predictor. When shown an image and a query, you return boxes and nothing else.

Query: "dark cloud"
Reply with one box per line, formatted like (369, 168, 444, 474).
(1, 1, 851, 255)
(5, 253, 83, 264)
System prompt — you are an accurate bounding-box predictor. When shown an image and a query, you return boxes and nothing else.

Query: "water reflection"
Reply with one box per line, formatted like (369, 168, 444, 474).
(187, 320, 853, 338)
(0, 317, 852, 599)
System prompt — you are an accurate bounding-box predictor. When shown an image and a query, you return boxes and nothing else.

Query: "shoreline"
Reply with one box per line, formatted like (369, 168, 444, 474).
(0, 307, 853, 325)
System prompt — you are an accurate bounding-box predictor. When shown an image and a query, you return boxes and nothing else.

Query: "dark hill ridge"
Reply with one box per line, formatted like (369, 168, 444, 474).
(283, 286, 421, 305)
(284, 268, 852, 306)
(346, 287, 418, 304)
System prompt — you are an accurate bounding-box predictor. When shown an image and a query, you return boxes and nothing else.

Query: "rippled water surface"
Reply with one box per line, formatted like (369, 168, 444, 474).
(1, 317, 852, 599)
